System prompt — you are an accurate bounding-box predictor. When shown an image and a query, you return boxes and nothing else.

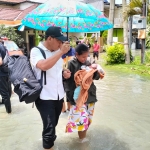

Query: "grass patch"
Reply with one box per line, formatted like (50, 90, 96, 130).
(100, 51, 150, 79)
(104, 64, 150, 78)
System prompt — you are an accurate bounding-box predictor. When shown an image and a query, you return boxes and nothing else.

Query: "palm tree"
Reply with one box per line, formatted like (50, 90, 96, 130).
(107, 0, 115, 46)
(124, 0, 149, 19)
(122, 0, 130, 64)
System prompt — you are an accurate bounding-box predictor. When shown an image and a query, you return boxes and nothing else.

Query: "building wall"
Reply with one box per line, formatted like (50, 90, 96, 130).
(113, 28, 123, 42)
(104, 9, 109, 17)
(87, 0, 104, 12)
(104, 5, 123, 28)
(114, 7, 123, 28)
(68, 33, 84, 40)
(23, 29, 44, 52)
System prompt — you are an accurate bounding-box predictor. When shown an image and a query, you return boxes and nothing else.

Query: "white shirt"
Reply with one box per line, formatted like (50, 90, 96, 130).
(30, 42, 65, 100)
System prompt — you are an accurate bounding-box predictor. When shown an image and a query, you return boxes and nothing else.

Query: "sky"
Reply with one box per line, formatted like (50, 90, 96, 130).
(30, 0, 125, 4)
(107, 0, 130, 4)
(32, 0, 127, 4)
(107, 0, 122, 4)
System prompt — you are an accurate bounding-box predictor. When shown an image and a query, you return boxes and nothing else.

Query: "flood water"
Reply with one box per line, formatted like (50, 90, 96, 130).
(0, 68, 150, 150)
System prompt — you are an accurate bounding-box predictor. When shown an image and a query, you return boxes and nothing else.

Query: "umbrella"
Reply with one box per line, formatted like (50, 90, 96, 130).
(22, 0, 113, 39)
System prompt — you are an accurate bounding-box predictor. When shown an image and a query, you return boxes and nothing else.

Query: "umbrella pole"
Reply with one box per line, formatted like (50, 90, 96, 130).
(67, 17, 69, 40)
(66, 17, 69, 69)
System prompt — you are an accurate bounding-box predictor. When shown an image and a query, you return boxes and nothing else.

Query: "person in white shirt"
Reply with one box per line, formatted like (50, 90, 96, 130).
(30, 26, 71, 150)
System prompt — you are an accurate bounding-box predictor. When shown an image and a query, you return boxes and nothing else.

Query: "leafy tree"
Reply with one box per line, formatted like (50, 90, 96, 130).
(0, 25, 24, 47)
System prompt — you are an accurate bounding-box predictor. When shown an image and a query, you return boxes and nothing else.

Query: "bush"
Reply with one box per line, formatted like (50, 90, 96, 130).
(106, 43, 126, 64)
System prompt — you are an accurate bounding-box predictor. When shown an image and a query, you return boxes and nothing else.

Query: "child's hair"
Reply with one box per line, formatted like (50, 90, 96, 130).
(75, 43, 89, 55)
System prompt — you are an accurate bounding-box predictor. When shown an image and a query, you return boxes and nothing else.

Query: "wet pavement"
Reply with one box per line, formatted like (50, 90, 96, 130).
(0, 68, 150, 150)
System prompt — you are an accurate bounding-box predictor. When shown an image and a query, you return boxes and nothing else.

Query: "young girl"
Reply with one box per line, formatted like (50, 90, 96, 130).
(64, 43, 104, 143)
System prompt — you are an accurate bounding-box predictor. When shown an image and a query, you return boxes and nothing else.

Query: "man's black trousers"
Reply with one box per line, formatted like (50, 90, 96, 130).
(0, 76, 11, 113)
(35, 98, 63, 149)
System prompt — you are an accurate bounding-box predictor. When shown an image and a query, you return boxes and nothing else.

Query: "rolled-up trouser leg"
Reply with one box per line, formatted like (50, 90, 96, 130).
(35, 98, 63, 149)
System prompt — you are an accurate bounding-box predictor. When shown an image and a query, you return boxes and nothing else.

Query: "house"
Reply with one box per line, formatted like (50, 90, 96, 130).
(0, 0, 124, 52)
(0, 0, 44, 51)
(86, 0, 123, 44)
(0, 0, 41, 26)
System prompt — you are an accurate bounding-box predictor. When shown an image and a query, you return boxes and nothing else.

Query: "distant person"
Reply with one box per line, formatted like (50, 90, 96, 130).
(86, 40, 91, 49)
(76, 40, 81, 46)
(93, 40, 100, 61)
(0, 39, 11, 113)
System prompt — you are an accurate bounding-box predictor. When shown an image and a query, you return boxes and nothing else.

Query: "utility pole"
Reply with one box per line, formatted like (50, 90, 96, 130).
(107, 0, 115, 45)
(123, 0, 130, 64)
(129, 16, 133, 50)
(141, 0, 147, 64)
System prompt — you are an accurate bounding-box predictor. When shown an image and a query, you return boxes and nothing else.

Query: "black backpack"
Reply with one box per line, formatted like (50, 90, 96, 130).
(8, 47, 46, 104)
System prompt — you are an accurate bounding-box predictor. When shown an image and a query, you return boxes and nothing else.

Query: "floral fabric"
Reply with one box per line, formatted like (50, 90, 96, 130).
(66, 103, 95, 133)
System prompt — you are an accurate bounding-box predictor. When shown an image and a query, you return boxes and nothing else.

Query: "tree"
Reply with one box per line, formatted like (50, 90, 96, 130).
(124, 0, 149, 20)
(0, 25, 24, 47)
(122, 0, 130, 64)
(107, 0, 115, 46)
(124, 0, 150, 64)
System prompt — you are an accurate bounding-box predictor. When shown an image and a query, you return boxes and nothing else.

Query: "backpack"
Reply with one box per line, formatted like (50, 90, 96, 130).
(8, 47, 46, 104)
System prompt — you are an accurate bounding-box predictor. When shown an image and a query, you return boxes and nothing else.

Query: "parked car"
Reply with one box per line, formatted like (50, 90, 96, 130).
(3, 40, 24, 56)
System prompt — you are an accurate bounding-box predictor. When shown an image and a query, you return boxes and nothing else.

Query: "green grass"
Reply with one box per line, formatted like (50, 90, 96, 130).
(100, 51, 150, 79)
(103, 64, 150, 78)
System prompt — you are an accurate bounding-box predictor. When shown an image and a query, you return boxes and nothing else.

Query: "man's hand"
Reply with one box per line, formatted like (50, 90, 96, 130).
(60, 41, 70, 55)
(63, 69, 71, 79)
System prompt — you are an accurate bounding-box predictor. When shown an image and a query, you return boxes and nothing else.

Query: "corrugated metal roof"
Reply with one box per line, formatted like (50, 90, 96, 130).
(0, 4, 38, 20)
(0, 8, 21, 20)
(17, 4, 38, 20)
